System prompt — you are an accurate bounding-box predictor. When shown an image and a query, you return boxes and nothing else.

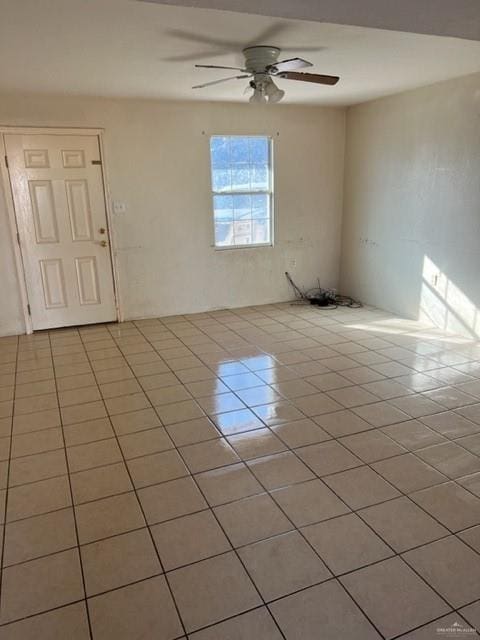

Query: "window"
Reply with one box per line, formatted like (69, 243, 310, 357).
(210, 135, 273, 248)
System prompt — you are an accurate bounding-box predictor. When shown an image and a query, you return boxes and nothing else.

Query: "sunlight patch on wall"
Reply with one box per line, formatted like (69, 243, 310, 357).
(420, 256, 480, 339)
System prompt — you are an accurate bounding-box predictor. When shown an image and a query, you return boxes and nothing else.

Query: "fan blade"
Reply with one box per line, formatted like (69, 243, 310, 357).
(268, 57, 312, 73)
(282, 46, 328, 53)
(278, 71, 339, 85)
(245, 22, 290, 47)
(167, 29, 234, 50)
(195, 64, 247, 72)
(163, 50, 222, 62)
(192, 74, 250, 89)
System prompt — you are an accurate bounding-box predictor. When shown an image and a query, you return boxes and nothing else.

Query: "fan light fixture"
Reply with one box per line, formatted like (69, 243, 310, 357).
(249, 77, 285, 104)
(249, 87, 266, 103)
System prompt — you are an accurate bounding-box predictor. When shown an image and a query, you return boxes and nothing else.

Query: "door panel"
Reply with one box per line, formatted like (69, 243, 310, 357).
(5, 133, 116, 330)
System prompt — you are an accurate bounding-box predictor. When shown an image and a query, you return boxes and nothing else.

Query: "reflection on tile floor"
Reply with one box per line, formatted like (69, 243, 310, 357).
(1, 303, 480, 638)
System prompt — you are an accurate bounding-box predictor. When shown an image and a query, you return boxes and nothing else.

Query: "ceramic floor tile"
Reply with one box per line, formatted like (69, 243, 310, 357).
(238, 530, 331, 601)
(411, 481, 480, 531)
(339, 429, 406, 462)
(456, 403, 480, 425)
(227, 428, 287, 460)
(8, 448, 67, 486)
(396, 613, 477, 640)
(81, 528, 161, 595)
(271, 418, 331, 448)
(296, 440, 362, 477)
(214, 493, 293, 546)
(195, 462, 263, 506)
(271, 479, 350, 527)
(11, 428, 63, 458)
(252, 401, 305, 426)
(362, 379, 414, 400)
(373, 453, 448, 493)
(3, 507, 76, 566)
(67, 438, 122, 472)
(340, 556, 450, 639)
(302, 512, 393, 574)
(12, 408, 61, 435)
(179, 437, 239, 473)
(416, 442, 480, 479)
(458, 472, 480, 497)
(269, 580, 382, 640)
(165, 416, 220, 447)
(421, 411, 480, 438)
(151, 509, 231, 569)
(247, 451, 315, 490)
(457, 433, 480, 455)
(7, 475, 71, 521)
(293, 393, 343, 417)
(127, 448, 188, 488)
(109, 408, 160, 437)
(353, 401, 411, 427)
(327, 385, 379, 408)
(306, 372, 353, 391)
(0, 549, 84, 624)
(213, 408, 264, 436)
(197, 392, 246, 415)
(460, 601, 480, 635)
(118, 426, 173, 459)
(70, 461, 132, 504)
(75, 491, 145, 543)
(389, 394, 444, 418)
(88, 575, 183, 640)
(146, 384, 192, 406)
(314, 409, 373, 437)
(138, 476, 207, 524)
(403, 536, 480, 608)
(104, 392, 151, 416)
(168, 552, 261, 632)
(61, 400, 107, 425)
(63, 417, 114, 447)
(324, 465, 400, 509)
(0, 602, 90, 640)
(359, 496, 449, 552)
(188, 607, 282, 640)
(424, 386, 478, 410)
(381, 419, 447, 451)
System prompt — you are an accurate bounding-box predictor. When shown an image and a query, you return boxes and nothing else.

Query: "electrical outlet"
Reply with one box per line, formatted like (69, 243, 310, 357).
(290, 259, 297, 268)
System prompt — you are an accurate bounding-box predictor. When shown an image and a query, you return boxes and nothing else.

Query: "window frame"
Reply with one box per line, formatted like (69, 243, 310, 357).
(209, 134, 274, 250)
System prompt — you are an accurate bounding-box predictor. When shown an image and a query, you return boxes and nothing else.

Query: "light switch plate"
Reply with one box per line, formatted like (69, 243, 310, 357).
(112, 201, 126, 215)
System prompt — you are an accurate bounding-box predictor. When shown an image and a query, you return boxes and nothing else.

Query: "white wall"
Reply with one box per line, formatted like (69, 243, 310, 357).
(340, 72, 480, 338)
(0, 95, 345, 336)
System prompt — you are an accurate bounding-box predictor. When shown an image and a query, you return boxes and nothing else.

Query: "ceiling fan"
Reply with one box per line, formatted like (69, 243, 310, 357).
(193, 46, 339, 103)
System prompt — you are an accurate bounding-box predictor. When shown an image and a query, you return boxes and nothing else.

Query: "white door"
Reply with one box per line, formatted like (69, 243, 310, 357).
(5, 133, 117, 330)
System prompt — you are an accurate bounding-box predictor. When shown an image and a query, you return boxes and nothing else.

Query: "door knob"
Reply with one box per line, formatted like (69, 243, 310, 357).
(99, 227, 106, 234)
(99, 240, 107, 247)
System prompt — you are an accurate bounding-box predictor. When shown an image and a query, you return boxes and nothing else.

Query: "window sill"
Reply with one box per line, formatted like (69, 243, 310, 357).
(213, 243, 274, 251)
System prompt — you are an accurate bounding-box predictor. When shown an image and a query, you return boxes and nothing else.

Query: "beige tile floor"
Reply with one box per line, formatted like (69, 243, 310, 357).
(1, 303, 480, 638)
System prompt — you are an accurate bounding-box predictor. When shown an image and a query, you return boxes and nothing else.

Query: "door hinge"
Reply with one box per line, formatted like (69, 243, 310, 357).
(4, 155, 8, 169)
(16, 232, 20, 246)
(91, 159, 102, 165)
(27, 304, 31, 316)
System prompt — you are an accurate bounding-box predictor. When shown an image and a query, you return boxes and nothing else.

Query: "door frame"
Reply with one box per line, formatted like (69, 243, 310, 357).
(0, 126, 121, 334)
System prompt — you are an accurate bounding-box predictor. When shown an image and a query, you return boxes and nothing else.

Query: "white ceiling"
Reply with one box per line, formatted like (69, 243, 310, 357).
(0, 0, 479, 106)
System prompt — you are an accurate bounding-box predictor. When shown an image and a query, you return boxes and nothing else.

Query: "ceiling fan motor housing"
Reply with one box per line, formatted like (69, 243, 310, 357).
(242, 45, 281, 73)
